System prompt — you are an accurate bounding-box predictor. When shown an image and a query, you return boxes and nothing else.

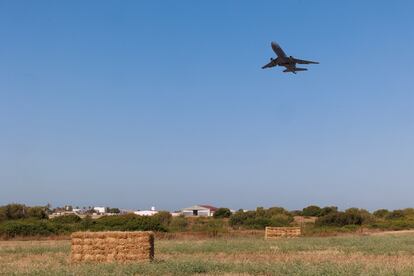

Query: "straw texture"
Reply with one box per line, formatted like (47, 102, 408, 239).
(265, 227, 301, 239)
(71, 231, 154, 263)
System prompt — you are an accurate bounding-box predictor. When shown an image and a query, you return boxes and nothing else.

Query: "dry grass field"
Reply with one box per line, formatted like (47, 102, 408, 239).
(1, 233, 414, 275)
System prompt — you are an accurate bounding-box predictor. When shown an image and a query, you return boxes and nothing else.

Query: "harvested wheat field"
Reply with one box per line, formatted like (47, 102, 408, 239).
(2, 234, 414, 275)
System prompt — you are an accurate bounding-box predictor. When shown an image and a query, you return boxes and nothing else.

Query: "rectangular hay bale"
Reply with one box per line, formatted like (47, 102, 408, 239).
(71, 231, 154, 263)
(265, 227, 301, 239)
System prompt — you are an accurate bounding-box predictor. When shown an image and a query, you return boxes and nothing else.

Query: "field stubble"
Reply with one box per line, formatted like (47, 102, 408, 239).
(1, 234, 414, 275)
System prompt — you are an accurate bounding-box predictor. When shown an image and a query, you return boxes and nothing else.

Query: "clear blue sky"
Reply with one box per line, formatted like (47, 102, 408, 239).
(1, 1, 413, 211)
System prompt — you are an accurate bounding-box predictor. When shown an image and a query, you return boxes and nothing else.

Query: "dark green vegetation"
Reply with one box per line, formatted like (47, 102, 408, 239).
(2, 203, 414, 238)
(229, 207, 294, 229)
(2, 235, 414, 275)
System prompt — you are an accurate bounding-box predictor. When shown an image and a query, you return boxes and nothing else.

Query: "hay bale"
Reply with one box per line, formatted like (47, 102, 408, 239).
(71, 231, 154, 263)
(265, 227, 301, 239)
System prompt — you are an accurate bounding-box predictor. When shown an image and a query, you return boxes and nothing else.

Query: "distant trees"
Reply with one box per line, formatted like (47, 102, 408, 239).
(107, 208, 121, 214)
(153, 211, 172, 226)
(229, 207, 293, 229)
(0, 204, 48, 221)
(26, 207, 48, 219)
(320, 206, 338, 216)
(50, 214, 81, 224)
(301, 205, 338, 217)
(4, 202, 414, 237)
(302, 205, 322, 217)
(316, 208, 373, 227)
(213, 208, 232, 218)
(385, 210, 405, 220)
(373, 209, 389, 218)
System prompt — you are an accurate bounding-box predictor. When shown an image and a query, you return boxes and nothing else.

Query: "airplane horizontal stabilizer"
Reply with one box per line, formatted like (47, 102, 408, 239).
(283, 68, 308, 73)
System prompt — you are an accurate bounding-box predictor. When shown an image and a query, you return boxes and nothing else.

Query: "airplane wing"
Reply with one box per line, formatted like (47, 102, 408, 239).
(271, 42, 287, 58)
(292, 58, 319, 64)
(262, 60, 277, 69)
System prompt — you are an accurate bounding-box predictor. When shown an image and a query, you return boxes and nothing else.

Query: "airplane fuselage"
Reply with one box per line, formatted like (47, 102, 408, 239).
(268, 56, 299, 73)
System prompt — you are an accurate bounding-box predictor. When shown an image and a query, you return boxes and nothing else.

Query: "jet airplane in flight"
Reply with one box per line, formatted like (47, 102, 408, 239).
(262, 42, 319, 74)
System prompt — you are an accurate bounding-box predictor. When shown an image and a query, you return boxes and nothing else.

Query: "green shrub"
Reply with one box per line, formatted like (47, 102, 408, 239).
(320, 206, 338, 216)
(50, 214, 81, 224)
(107, 208, 120, 214)
(373, 209, 389, 218)
(229, 210, 255, 228)
(213, 208, 232, 218)
(316, 209, 372, 227)
(386, 210, 405, 220)
(3, 204, 27, 220)
(153, 211, 172, 227)
(402, 208, 414, 217)
(229, 207, 293, 229)
(79, 215, 96, 230)
(94, 214, 167, 232)
(0, 204, 49, 221)
(269, 214, 293, 226)
(26, 207, 48, 219)
(0, 220, 57, 237)
(302, 205, 322, 217)
(0, 208, 6, 222)
(191, 218, 227, 236)
(169, 216, 188, 232)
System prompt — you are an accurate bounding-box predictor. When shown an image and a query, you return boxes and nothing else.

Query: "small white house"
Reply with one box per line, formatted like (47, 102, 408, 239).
(134, 206, 158, 216)
(181, 205, 218, 217)
(93, 207, 107, 214)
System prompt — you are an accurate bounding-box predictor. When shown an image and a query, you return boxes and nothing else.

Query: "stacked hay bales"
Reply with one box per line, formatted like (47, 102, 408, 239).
(265, 227, 301, 239)
(71, 231, 154, 263)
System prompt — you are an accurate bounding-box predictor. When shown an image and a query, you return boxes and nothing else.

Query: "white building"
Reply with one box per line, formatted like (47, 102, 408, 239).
(134, 206, 158, 216)
(181, 205, 218, 217)
(93, 207, 107, 214)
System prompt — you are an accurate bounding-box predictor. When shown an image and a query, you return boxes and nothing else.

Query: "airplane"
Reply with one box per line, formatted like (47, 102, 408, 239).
(262, 42, 319, 74)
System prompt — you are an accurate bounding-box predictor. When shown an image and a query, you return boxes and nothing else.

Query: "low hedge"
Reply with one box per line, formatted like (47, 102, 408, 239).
(0, 220, 58, 238)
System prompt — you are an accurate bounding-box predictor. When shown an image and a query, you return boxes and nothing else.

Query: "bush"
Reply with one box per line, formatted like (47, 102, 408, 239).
(229, 210, 255, 228)
(79, 215, 96, 230)
(3, 204, 27, 220)
(320, 206, 338, 216)
(229, 207, 293, 229)
(213, 208, 232, 218)
(269, 214, 293, 226)
(191, 218, 227, 236)
(302, 205, 322, 217)
(373, 209, 389, 218)
(153, 211, 172, 227)
(107, 208, 120, 214)
(169, 216, 188, 232)
(0, 208, 6, 222)
(0, 220, 57, 238)
(94, 214, 167, 232)
(203, 220, 227, 237)
(402, 208, 414, 217)
(26, 207, 48, 219)
(316, 208, 372, 227)
(386, 210, 405, 220)
(0, 204, 49, 221)
(50, 214, 81, 224)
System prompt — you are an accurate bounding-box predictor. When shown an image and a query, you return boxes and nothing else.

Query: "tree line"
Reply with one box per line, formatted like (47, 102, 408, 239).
(1, 203, 414, 238)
